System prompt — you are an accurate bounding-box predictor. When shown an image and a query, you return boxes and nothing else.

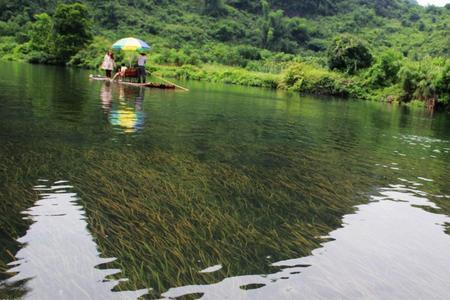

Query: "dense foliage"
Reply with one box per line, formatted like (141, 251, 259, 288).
(327, 34, 373, 74)
(0, 0, 449, 108)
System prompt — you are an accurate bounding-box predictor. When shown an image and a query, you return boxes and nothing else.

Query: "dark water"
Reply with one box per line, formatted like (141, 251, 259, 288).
(1, 62, 450, 299)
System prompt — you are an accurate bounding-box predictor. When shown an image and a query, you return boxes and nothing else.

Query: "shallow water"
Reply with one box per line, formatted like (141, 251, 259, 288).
(1, 62, 450, 299)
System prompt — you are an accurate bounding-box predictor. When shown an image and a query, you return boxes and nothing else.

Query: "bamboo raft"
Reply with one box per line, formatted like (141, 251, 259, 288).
(89, 74, 176, 89)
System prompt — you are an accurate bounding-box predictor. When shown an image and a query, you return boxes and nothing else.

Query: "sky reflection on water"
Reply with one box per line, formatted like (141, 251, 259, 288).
(2, 181, 147, 300)
(162, 183, 450, 300)
(4, 181, 450, 299)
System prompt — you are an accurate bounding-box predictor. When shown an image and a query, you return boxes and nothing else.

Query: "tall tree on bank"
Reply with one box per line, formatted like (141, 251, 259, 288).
(52, 2, 92, 63)
(29, 13, 52, 52)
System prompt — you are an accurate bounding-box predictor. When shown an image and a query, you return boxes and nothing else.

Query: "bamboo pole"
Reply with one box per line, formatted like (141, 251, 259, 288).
(146, 71, 189, 91)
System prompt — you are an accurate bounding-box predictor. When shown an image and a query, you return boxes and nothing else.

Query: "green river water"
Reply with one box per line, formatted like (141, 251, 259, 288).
(1, 62, 450, 299)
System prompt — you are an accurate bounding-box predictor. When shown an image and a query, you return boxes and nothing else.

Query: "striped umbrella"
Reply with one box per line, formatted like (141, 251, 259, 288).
(111, 37, 151, 53)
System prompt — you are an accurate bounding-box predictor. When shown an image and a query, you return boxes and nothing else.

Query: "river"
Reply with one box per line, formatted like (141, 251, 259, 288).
(0, 62, 450, 299)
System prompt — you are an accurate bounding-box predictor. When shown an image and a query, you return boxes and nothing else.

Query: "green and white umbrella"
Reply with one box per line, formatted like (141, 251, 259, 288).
(111, 37, 151, 53)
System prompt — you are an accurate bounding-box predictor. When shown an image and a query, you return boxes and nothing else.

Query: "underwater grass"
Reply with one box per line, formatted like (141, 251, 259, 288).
(64, 142, 379, 297)
(1, 80, 449, 297)
(1, 137, 376, 297)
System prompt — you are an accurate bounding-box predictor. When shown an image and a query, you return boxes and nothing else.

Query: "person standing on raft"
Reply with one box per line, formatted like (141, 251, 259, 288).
(137, 53, 147, 83)
(101, 51, 115, 78)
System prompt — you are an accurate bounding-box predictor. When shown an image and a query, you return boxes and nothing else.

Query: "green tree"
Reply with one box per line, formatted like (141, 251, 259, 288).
(327, 34, 373, 74)
(287, 18, 310, 44)
(204, 0, 228, 17)
(269, 0, 336, 16)
(259, 1, 292, 51)
(29, 13, 52, 52)
(227, 0, 261, 13)
(398, 59, 449, 106)
(435, 60, 450, 104)
(398, 64, 420, 102)
(52, 3, 93, 63)
(366, 50, 403, 87)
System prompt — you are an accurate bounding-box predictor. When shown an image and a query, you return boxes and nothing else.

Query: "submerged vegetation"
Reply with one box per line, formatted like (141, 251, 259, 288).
(0, 0, 449, 107)
(1, 58, 450, 298)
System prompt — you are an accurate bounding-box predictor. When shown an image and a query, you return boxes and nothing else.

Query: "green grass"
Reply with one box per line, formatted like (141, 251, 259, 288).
(152, 64, 280, 88)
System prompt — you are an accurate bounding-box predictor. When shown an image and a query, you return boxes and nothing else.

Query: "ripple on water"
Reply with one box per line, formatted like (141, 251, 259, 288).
(1, 181, 148, 300)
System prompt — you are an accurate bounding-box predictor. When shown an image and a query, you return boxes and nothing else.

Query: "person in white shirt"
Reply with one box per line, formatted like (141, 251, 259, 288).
(112, 63, 128, 81)
(101, 51, 115, 78)
(137, 53, 147, 83)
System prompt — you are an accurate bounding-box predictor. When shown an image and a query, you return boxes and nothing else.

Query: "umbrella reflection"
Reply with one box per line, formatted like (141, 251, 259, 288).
(100, 83, 145, 134)
(1, 180, 148, 299)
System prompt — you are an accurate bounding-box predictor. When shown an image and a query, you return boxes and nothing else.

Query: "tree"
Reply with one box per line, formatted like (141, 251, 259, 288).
(259, 1, 292, 51)
(327, 34, 373, 74)
(435, 60, 450, 104)
(269, 0, 336, 17)
(52, 3, 93, 63)
(366, 50, 403, 87)
(227, 0, 261, 13)
(204, 0, 228, 17)
(93, 0, 122, 29)
(29, 13, 52, 52)
(287, 18, 310, 44)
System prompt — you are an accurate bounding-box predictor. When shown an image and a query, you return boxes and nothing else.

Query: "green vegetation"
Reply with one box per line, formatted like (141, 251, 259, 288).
(327, 34, 373, 74)
(24, 3, 93, 64)
(0, 0, 449, 108)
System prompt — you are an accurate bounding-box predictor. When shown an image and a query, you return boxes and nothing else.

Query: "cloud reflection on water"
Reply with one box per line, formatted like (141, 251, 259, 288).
(162, 184, 450, 300)
(2, 180, 147, 300)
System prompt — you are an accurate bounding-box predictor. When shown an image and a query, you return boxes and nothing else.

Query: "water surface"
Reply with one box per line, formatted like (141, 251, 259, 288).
(1, 62, 450, 299)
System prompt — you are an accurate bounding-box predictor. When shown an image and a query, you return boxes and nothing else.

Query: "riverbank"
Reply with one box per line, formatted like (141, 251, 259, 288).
(65, 40, 448, 108)
(133, 63, 442, 109)
(0, 55, 448, 110)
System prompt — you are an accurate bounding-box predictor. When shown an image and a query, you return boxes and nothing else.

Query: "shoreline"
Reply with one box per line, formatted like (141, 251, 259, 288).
(0, 58, 432, 109)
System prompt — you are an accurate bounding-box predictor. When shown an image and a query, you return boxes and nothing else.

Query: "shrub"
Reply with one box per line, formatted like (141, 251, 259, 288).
(204, 0, 228, 17)
(67, 37, 112, 69)
(279, 62, 365, 98)
(435, 60, 450, 104)
(327, 34, 373, 74)
(28, 51, 52, 64)
(366, 50, 403, 88)
(398, 59, 449, 105)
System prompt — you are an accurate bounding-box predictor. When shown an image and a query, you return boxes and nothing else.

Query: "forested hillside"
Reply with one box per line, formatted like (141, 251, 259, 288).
(0, 0, 449, 108)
